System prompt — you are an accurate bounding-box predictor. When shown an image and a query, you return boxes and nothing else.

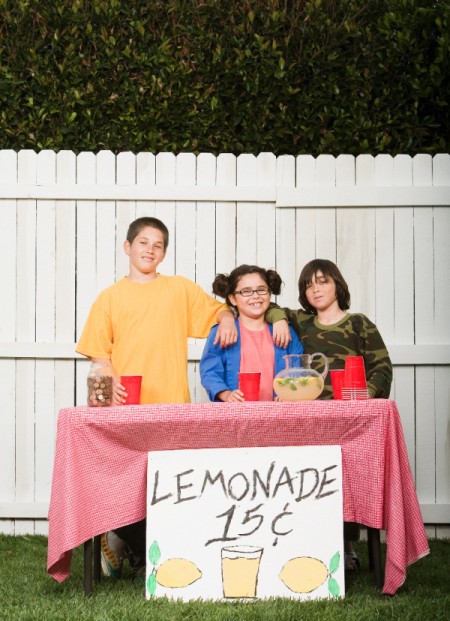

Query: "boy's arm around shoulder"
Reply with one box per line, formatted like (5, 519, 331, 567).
(181, 276, 237, 346)
(265, 302, 289, 324)
(265, 303, 311, 326)
(266, 303, 311, 347)
(286, 327, 304, 355)
(215, 308, 237, 347)
(265, 303, 290, 348)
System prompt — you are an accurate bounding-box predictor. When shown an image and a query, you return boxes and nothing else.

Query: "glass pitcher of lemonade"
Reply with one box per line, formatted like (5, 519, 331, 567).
(273, 354, 328, 401)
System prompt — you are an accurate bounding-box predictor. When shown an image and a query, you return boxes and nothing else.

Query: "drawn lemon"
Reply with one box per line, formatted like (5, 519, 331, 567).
(155, 558, 202, 588)
(279, 556, 328, 593)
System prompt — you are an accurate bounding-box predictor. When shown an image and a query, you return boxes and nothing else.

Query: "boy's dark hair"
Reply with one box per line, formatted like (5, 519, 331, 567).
(298, 259, 350, 313)
(213, 264, 282, 308)
(126, 217, 169, 250)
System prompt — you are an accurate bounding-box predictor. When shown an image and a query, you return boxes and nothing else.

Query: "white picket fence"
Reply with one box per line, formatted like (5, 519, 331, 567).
(0, 150, 449, 538)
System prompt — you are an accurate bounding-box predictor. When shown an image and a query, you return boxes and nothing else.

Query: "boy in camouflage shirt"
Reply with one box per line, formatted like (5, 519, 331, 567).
(267, 259, 392, 400)
(267, 258, 393, 570)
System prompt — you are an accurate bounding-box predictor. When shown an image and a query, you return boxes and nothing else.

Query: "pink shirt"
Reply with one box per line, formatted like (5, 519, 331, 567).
(239, 320, 275, 400)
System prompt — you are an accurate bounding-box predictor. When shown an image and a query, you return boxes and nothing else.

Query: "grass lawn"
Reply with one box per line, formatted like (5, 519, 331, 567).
(0, 536, 448, 621)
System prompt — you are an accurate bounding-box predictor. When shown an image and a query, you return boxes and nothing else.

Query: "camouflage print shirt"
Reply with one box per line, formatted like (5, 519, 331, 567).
(266, 306, 393, 400)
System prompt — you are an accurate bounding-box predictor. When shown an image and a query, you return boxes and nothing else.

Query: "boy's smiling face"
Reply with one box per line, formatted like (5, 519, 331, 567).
(124, 226, 166, 281)
(305, 270, 338, 313)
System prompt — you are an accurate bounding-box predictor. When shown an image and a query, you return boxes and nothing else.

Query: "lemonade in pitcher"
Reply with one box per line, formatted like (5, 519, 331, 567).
(273, 354, 328, 401)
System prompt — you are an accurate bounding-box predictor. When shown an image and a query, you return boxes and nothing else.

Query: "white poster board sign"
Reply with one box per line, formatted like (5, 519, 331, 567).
(146, 445, 344, 601)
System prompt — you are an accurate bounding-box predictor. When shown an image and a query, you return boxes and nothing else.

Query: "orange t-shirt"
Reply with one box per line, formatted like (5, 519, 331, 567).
(76, 275, 227, 404)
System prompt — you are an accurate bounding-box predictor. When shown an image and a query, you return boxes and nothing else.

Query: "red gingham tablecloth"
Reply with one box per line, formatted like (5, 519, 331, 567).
(46, 399, 429, 595)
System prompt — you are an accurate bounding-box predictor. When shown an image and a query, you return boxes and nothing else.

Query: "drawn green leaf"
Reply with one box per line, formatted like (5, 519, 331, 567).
(329, 550, 340, 574)
(147, 572, 157, 597)
(148, 540, 161, 566)
(328, 576, 340, 598)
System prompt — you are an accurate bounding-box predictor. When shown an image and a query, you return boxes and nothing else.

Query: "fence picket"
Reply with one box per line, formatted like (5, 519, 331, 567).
(236, 154, 258, 265)
(413, 155, 436, 507)
(116, 152, 137, 278)
(156, 153, 176, 274)
(15, 150, 37, 534)
(196, 153, 217, 293)
(341, 154, 375, 317)
(96, 151, 117, 290)
(194, 153, 219, 402)
(0, 149, 17, 533)
(256, 153, 276, 269)
(374, 155, 395, 337)
(275, 155, 297, 308)
(136, 152, 156, 219)
(392, 155, 416, 472)
(35, 152, 56, 534)
(175, 153, 196, 280)
(54, 151, 76, 485)
(432, 154, 450, 537)
(215, 153, 236, 274)
(314, 154, 337, 259)
(295, 155, 317, 272)
(75, 152, 97, 405)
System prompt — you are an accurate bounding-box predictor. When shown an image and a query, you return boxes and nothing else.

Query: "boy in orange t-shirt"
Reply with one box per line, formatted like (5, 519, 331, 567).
(76, 216, 236, 576)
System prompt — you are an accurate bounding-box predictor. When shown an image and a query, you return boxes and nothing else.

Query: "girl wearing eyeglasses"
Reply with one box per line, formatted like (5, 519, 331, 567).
(200, 264, 303, 402)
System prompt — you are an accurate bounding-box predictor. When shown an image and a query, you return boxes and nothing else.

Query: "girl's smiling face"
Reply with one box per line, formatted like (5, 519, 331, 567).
(228, 273, 271, 320)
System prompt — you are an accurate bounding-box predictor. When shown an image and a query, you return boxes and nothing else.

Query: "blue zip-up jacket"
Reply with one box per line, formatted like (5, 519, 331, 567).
(200, 319, 303, 401)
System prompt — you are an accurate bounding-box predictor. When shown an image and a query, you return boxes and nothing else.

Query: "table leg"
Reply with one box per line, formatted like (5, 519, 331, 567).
(367, 527, 383, 590)
(93, 535, 102, 583)
(83, 535, 102, 596)
(83, 539, 93, 597)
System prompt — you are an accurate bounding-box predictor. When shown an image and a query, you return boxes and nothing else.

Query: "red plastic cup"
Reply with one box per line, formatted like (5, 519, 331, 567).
(120, 375, 142, 405)
(238, 372, 261, 401)
(330, 369, 345, 400)
(344, 356, 367, 389)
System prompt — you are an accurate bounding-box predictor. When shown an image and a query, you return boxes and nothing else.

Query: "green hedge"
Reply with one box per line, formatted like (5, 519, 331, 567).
(0, 0, 448, 155)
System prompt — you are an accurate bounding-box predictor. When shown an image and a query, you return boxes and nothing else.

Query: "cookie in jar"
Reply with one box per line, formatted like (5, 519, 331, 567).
(87, 362, 114, 406)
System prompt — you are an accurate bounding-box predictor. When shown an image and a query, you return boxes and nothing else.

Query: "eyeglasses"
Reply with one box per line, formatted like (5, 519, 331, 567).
(234, 286, 270, 297)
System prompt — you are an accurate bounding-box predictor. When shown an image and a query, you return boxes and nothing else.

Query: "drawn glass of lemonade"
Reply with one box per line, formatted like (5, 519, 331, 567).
(221, 545, 263, 598)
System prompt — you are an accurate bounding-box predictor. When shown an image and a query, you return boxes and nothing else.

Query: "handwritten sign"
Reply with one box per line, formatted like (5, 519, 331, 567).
(146, 445, 344, 601)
